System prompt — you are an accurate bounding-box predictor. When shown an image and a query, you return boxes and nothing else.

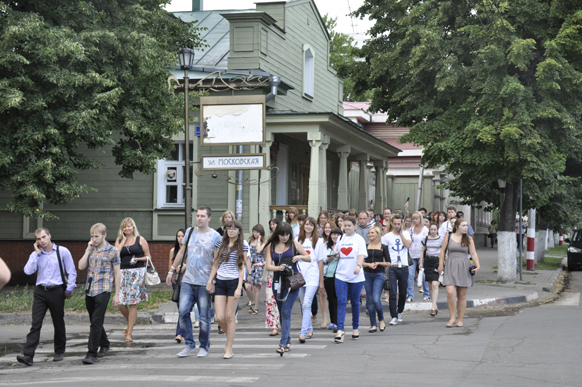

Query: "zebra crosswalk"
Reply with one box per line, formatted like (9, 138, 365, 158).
(0, 321, 332, 385)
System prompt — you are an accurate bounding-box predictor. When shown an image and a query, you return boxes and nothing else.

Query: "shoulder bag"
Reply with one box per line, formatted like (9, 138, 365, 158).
(284, 242, 306, 291)
(145, 256, 161, 286)
(171, 228, 194, 303)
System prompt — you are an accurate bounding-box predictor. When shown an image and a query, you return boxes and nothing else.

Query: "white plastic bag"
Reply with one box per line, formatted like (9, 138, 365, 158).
(417, 268, 424, 287)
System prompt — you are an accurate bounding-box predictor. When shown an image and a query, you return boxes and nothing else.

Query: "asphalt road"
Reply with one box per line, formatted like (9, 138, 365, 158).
(0, 273, 580, 387)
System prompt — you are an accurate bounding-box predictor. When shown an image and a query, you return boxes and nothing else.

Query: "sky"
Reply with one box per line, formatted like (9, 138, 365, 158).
(165, 0, 375, 43)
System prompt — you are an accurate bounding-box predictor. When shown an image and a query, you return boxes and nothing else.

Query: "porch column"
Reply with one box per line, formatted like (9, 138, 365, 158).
(386, 173, 394, 211)
(249, 145, 260, 230)
(319, 135, 330, 211)
(337, 145, 351, 211)
(259, 134, 273, 228)
(357, 153, 369, 211)
(374, 160, 388, 214)
(308, 132, 322, 217)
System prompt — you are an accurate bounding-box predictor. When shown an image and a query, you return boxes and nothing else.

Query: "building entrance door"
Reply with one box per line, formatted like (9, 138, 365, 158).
(300, 164, 309, 206)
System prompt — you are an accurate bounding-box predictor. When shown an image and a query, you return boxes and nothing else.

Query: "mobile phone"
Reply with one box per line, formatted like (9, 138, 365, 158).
(405, 197, 410, 205)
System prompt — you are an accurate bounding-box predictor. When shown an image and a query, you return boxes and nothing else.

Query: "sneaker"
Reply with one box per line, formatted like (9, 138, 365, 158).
(177, 346, 196, 357)
(406, 298, 413, 302)
(397, 313, 403, 322)
(211, 317, 215, 324)
(193, 321, 200, 329)
(419, 288, 423, 293)
(197, 348, 208, 357)
(389, 317, 398, 325)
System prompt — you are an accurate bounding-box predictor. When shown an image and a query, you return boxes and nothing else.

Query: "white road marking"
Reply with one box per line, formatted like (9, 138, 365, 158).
(553, 292, 580, 307)
(0, 375, 260, 385)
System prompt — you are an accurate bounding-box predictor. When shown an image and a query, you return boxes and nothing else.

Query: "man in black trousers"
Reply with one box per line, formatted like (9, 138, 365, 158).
(17, 227, 77, 366)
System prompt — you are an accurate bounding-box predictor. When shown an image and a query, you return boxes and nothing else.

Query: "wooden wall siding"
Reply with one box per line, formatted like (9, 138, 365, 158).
(44, 211, 153, 242)
(256, 3, 285, 30)
(227, 0, 341, 115)
(0, 211, 22, 240)
(0, 240, 173, 286)
(366, 126, 410, 140)
(389, 176, 434, 213)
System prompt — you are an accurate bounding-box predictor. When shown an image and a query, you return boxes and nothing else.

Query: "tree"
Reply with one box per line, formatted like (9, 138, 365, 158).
(0, 0, 203, 219)
(323, 14, 372, 101)
(354, 0, 582, 280)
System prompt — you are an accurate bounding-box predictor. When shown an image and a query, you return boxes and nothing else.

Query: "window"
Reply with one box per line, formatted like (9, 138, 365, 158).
(156, 142, 193, 208)
(303, 45, 314, 98)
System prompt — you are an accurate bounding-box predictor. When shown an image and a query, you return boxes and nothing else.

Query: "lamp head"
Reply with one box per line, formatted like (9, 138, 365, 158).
(178, 48, 195, 70)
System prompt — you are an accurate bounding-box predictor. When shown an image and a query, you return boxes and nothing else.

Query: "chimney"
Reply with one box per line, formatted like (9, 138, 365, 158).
(192, 0, 203, 11)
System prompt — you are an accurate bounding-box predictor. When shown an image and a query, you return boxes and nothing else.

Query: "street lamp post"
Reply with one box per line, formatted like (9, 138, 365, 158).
(178, 48, 195, 229)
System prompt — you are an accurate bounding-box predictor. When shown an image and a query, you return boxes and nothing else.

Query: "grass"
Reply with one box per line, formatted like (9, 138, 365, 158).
(515, 281, 533, 285)
(476, 279, 507, 284)
(545, 244, 568, 256)
(522, 257, 563, 271)
(0, 286, 172, 314)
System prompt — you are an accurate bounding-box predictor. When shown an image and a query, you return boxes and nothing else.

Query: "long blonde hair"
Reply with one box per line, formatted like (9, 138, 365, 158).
(117, 217, 140, 243)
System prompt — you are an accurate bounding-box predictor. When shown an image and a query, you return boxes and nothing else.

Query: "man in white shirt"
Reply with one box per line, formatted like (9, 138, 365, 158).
(381, 215, 411, 326)
(438, 207, 459, 237)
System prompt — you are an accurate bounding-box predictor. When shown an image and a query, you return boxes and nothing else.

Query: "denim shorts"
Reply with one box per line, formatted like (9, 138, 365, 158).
(215, 278, 239, 297)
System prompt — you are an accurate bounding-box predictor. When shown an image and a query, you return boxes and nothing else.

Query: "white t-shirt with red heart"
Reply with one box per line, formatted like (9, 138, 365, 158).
(296, 236, 325, 286)
(334, 233, 367, 283)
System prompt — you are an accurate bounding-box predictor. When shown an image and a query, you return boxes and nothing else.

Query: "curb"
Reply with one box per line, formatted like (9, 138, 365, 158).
(542, 267, 563, 293)
(0, 312, 153, 326)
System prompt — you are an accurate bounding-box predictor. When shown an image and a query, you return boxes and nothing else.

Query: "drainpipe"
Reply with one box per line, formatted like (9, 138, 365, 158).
(265, 76, 281, 102)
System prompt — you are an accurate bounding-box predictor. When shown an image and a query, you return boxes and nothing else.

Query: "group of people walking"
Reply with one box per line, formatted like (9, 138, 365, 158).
(17, 218, 154, 366)
(15, 203, 481, 364)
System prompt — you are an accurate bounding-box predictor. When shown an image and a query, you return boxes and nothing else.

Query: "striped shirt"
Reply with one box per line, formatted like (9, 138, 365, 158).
(215, 240, 248, 280)
(424, 236, 444, 257)
(86, 242, 120, 296)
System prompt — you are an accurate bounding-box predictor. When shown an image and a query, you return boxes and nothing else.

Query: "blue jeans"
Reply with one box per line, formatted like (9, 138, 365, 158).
(298, 285, 318, 336)
(194, 302, 215, 321)
(364, 272, 385, 327)
(408, 258, 430, 299)
(273, 282, 299, 347)
(389, 266, 409, 318)
(335, 279, 365, 331)
(179, 283, 211, 350)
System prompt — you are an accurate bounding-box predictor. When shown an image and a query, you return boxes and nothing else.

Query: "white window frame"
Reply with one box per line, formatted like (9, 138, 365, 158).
(156, 142, 191, 209)
(303, 44, 315, 99)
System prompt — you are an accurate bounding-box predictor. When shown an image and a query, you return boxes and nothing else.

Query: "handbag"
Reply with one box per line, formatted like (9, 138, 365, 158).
(383, 278, 390, 291)
(282, 242, 306, 291)
(171, 227, 194, 303)
(145, 256, 161, 286)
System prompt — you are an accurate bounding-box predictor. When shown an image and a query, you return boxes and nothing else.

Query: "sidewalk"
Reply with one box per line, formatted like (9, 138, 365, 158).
(0, 246, 564, 326)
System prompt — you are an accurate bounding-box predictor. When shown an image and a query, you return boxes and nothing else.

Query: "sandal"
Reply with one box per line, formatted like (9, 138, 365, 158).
(276, 345, 285, 356)
(125, 335, 133, 342)
(306, 332, 313, 339)
(269, 328, 279, 336)
(248, 303, 255, 312)
(175, 335, 183, 343)
(299, 335, 306, 343)
(334, 332, 345, 343)
(285, 343, 291, 352)
(250, 308, 259, 315)
(430, 309, 436, 317)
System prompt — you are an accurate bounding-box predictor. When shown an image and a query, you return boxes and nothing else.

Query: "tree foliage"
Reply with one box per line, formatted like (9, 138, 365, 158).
(354, 0, 582, 230)
(323, 14, 372, 101)
(0, 0, 203, 218)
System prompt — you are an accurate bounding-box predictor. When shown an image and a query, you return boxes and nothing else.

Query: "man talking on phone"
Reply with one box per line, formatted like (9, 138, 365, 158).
(17, 228, 77, 366)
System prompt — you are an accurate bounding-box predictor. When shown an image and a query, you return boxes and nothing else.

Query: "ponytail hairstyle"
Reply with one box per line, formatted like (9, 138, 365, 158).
(173, 228, 186, 261)
(216, 220, 246, 269)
